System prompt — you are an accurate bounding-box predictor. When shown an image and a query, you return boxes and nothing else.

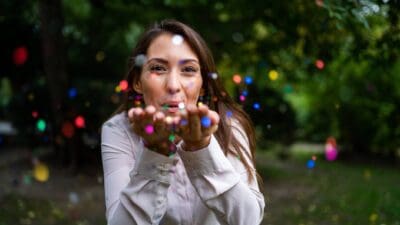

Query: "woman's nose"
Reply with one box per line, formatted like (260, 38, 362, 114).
(166, 70, 181, 94)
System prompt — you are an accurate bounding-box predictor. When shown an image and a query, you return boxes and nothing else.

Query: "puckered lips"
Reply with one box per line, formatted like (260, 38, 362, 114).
(161, 101, 182, 114)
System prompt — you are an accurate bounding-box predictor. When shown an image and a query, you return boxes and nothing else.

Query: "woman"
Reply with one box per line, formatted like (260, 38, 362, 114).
(101, 19, 265, 225)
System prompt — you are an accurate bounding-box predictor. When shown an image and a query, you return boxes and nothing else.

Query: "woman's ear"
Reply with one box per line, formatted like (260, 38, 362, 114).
(133, 81, 143, 94)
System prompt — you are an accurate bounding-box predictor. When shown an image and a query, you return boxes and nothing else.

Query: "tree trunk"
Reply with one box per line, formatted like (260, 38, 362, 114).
(38, 0, 69, 162)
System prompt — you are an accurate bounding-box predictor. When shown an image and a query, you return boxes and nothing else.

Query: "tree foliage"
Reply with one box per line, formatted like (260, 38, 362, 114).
(1, 0, 399, 158)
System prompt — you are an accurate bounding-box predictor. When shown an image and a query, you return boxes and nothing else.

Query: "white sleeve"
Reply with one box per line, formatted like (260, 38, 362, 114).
(177, 130, 265, 225)
(101, 120, 177, 225)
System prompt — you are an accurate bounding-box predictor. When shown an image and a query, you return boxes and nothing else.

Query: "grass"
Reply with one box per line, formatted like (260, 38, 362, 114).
(257, 147, 400, 225)
(0, 145, 399, 225)
(0, 194, 107, 225)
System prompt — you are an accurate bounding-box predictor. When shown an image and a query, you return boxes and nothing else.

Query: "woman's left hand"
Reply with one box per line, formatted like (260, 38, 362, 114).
(178, 104, 220, 151)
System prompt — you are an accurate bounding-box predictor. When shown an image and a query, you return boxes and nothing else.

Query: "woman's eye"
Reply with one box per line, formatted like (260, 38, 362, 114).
(182, 66, 198, 73)
(149, 64, 167, 73)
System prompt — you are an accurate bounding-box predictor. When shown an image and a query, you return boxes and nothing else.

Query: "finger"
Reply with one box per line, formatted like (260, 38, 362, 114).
(200, 109, 220, 136)
(177, 110, 189, 136)
(129, 108, 144, 133)
(142, 105, 156, 129)
(153, 111, 166, 135)
(187, 104, 201, 140)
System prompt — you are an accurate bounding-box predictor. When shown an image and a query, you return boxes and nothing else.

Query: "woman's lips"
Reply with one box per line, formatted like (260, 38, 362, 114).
(161, 102, 182, 114)
(167, 107, 179, 113)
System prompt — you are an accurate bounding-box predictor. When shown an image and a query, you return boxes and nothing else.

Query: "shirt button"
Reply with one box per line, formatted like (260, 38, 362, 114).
(156, 197, 165, 204)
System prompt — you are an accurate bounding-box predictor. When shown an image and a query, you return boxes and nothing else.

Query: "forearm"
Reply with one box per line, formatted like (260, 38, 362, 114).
(178, 136, 265, 225)
(106, 148, 177, 225)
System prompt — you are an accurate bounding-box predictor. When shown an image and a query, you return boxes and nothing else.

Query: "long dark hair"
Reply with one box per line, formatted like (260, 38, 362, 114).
(116, 19, 259, 183)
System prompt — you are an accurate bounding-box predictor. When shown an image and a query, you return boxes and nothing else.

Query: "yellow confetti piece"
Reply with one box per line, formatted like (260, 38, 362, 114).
(33, 162, 49, 182)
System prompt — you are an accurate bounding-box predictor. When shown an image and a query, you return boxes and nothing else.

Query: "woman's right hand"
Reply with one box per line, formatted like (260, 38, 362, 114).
(128, 105, 179, 155)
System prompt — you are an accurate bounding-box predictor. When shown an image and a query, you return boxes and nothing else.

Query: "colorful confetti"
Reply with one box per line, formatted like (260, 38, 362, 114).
(201, 116, 211, 127)
(135, 54, 147, 66)
(172, 34, 184, 45)
(144, 124, 154, 134)
(209, 72, 218, 80)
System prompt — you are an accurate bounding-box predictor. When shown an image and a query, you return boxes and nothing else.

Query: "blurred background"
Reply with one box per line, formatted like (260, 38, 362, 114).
(0, 0, 399, 224)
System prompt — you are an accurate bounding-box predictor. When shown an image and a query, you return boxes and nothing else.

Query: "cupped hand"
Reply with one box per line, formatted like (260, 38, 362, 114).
(177, 104, 220, 151)
(128, 105, 180, 155)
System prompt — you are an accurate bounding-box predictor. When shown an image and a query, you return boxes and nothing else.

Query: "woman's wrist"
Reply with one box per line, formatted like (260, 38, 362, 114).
(143, 140, 174, 156)
(182, 136, 211, 151)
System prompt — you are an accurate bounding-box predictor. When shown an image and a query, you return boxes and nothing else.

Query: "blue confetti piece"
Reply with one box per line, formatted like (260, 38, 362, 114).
(226, 110, 233, 117)
(242, 90, 248, 97)
(201, 116, 211, 128)
(180, 119, 188, 126)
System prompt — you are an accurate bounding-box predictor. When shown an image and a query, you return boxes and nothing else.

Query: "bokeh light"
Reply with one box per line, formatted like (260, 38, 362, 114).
(209, 72, 218, 80)
(31, 111, 38, 118)
(62, 121, 75, 138)
(269, 70, 279, 81)
(36, 119, 46, 132)
(307, 159, 316, 169)
(74, 116, 85, 128)
(325, 137, 338, 161)
(13, 46, 28, 65)
(253, 102, 261, 110)
(232, 74, 242, 84)
(119, 80, 128, 91)
(33, 162, 49, 182)
(315, 0, 324, 7)
(315, 59, 325, 70)
(68, 87, 77, 99)
(69, 192, 80, 204)
(244, 76, 253, 85)
(95, 51, 105, 62)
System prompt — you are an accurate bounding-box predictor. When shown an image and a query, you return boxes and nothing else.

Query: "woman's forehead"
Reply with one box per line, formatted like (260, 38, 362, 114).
(146, 33, 199, 62)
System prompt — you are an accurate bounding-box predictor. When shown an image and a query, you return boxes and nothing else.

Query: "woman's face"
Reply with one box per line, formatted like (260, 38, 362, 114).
(134, 33, 203, 115)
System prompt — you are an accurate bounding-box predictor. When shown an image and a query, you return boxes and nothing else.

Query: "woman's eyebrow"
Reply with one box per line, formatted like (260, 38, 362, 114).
(178, 59, 199, 65)
(146, 58, 168, 64)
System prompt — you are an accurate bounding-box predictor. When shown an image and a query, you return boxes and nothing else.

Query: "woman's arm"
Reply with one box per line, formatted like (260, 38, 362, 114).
(178, 126, 265, 225)
(101, 118, 176, 225)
